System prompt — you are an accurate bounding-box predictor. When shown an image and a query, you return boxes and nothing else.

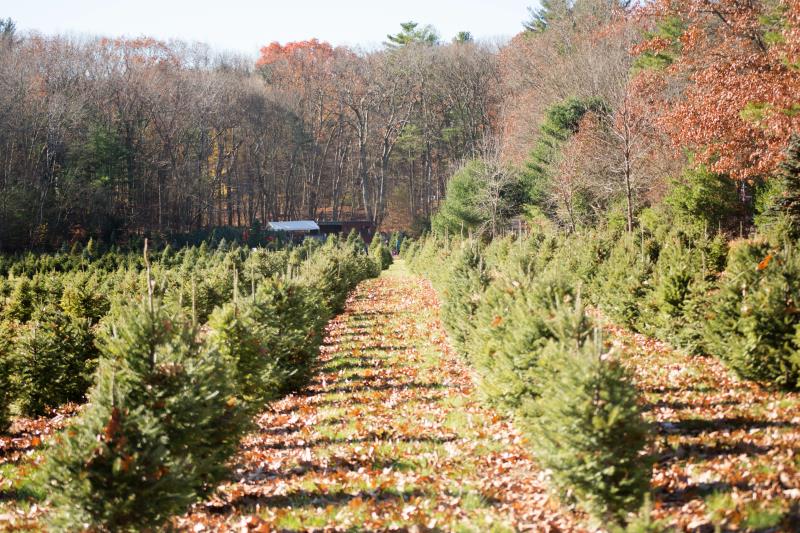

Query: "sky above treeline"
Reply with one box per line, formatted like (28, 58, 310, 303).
(2, 0, 533, 56)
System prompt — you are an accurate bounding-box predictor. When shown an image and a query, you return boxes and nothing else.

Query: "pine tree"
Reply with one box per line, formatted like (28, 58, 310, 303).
(40, 302, 249, 531)
(13, 305, 97, 416)
(523, 0, 572, 32)
(440, 243, 489, 353)
(528, 325, 651, 525)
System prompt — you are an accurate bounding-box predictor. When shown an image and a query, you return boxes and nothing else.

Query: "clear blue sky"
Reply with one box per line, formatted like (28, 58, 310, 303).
(1, 0, 534, 57)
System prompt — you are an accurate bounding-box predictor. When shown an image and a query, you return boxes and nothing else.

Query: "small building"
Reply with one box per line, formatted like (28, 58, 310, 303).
(267, 220, 321, 242)
(318, 220, 376, 243)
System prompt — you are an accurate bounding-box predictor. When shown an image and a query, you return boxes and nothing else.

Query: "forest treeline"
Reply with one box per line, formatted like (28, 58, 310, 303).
(2, 0, 799, 248)
(0, 18, 499, 251)
(433, 0, 799, 239)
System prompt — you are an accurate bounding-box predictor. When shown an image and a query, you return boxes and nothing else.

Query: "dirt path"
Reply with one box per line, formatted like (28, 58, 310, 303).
(178, 261, 581, 532)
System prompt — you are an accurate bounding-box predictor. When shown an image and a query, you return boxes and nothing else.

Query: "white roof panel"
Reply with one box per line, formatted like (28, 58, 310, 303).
(268, 220, 319, 232)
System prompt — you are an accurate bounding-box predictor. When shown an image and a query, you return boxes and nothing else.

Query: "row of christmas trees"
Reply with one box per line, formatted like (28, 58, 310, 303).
(402, 168, 800, 528)
(0, 232, 393, 530)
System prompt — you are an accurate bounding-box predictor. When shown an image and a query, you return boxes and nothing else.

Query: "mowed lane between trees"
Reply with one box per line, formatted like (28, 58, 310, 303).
(178, 260, 582, 532)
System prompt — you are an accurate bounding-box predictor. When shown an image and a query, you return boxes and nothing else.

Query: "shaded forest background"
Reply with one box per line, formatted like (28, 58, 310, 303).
(1, 0, 799, 250)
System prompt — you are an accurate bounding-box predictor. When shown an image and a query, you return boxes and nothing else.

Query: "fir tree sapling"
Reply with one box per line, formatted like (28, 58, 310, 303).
(206, 301, 287, 410)
(470, 272, 577, 411)
(369, 233, 393, 271)
(592, 233, 655, 330)
(3, 277, 34, 322)
(0, 320, 16, 431)
(440, 243, 489, 353)
(706, 240, 800, 389)
(13, 305, 97, 416)
(40, 303, 249, 532)
(529, 316, 651, 525)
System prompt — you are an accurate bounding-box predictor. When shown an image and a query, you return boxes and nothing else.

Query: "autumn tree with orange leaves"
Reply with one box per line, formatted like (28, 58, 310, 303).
(637, 0, 800, 182)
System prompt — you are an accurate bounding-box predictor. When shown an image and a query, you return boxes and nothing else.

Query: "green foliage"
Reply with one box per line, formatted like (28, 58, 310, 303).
(300, 240, 376, 313)
(529, 323, 651, 524)
(523, 0, 571, 32)
(706, 240, 800, 389)
(521, 97, 607, 226)
(251, 279, 330, 392)
(385, 21, 439, 48)
(12, 305, 97, 416)
(0, 320, 16, 431)
(206, 302, 286, 411)
(591, 233, 655, 329)
(432, 160, 493, 236)
(3, 277, 34, 322)
(60, 272, 110, 322)
(756, 135, 800, 240)
(369, 234, 393, 271)
(662, 165, 741, 236)
(633, 16, 685, 71)
(470, 272, 578, 411)
(637, 232, 727, 353)
(433, 159, 526, 238)
(439, 243, 489, 353)
(40, 303, 249, 532)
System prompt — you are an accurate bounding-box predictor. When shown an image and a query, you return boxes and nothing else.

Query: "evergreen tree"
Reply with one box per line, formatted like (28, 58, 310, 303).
(206, 301, 286, 411)
(13, 305, 97, 415)
(440, 243, 489, 353)
(432, 161, 488, 236)
(3, 277, 33, 322)
(471, 273, 580, 410)
(591, 233, 654, 329)
(522, 97, 607, 223)
(40, 303, 249, 531)
(529, 325, 651, 525)
(706, 240, 800, 389)
(757, 135, 800, 240)
(385, 21, 440, 48)
(453, 31, 473, 44)
(369, 233, 393, 271)
(251, 279, 330, 391)
(0, 17, 16, 43)
(60, 271, 110, 322)
(523, 0, 572, 32)
(0, 320, 16, 431)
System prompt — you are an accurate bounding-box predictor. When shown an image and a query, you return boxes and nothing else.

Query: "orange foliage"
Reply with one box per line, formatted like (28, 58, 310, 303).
(637, 0, 800, 181)
(256, 38, 335, 69)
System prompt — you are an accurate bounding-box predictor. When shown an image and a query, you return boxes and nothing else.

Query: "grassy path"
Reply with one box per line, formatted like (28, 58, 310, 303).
(178, 261, 580, 532)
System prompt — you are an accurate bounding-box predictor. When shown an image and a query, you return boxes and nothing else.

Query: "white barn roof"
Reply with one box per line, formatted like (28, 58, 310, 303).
(268, 220, 319, 232)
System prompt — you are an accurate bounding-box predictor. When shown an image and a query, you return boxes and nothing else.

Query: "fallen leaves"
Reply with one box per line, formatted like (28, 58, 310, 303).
(6, 262, 798, 531)
(609, 324, 800, 530)
(176, 263, 583, 532)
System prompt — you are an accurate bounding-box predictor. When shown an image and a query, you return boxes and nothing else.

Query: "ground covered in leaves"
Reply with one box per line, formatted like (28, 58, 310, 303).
(0, 405, 77, 529)
(2, 262, 800, 531)
(611, 328, 800, 531)
(177, 262, 580, 532)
